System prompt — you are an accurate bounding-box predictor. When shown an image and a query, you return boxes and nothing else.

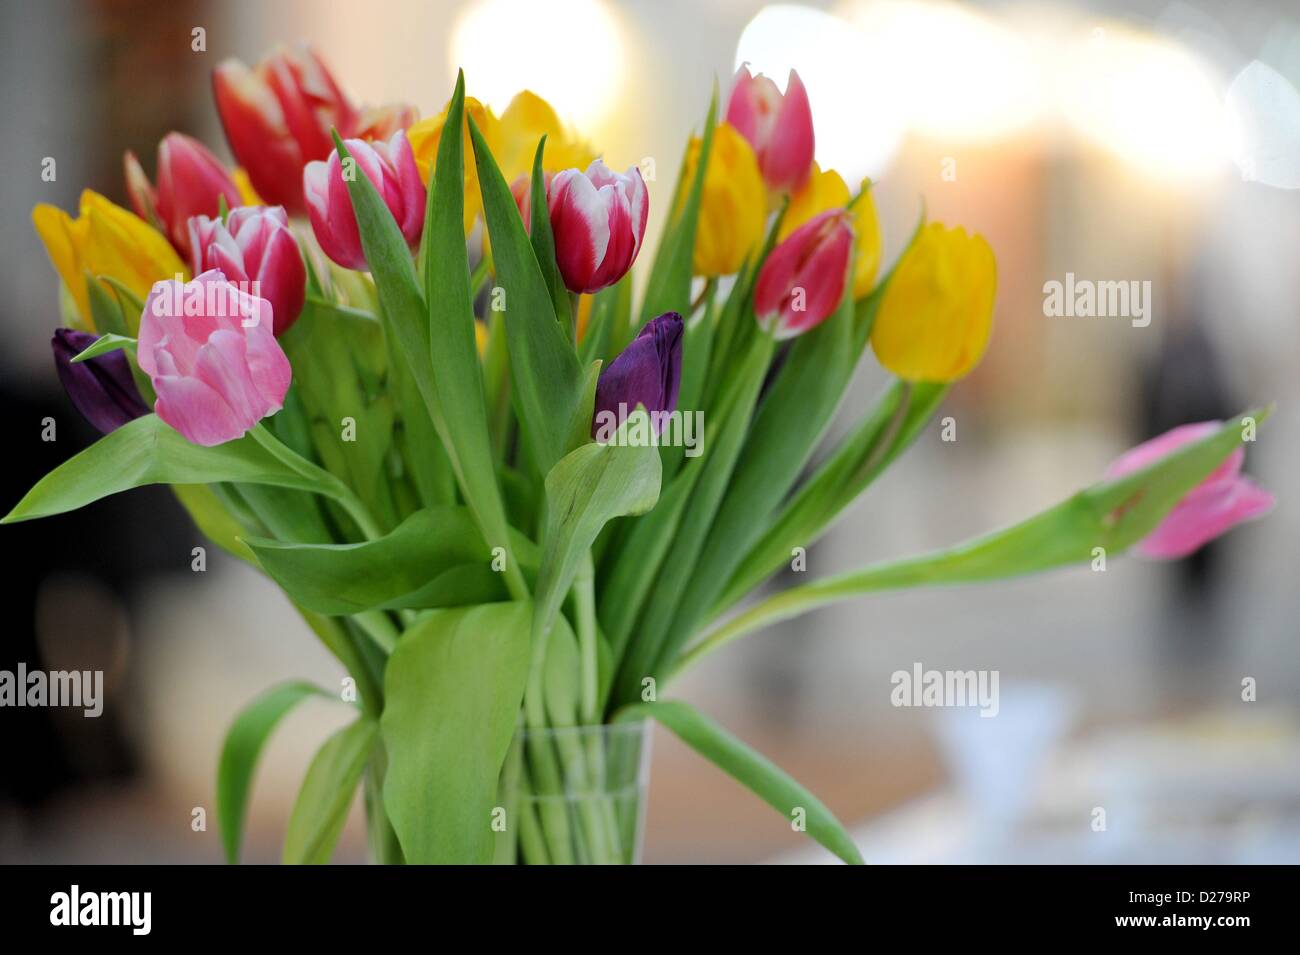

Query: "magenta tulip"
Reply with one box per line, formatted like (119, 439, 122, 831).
(190, 206, 306, 335)
(753, 209, 853, 339)
(725, 66, 816, 195)
(124, 133, 243, 258)
(138, 270, 291, 446)
(1105, 422, 1274, 558)
(303, 130, 425, 271)
(547, 160, 648, 295)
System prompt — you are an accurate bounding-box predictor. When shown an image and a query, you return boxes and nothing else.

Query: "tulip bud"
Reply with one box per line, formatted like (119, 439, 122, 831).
(303, 130, 426, 271)
(125, 133, 243, 259)
(138, 270, 291, 446)
(213, 43, 414, 214)
(592, 312, 683, 437)
(725, 66, 815, 195)
(780, 164, 882, 300)
(1105, 422, 1274, 558)
(189, 206, 306, 335)
(51, 329, 148, 434)
(870, 223, 996, 382)
(753, 210, 853, 339)
(547, 160, 648, 295)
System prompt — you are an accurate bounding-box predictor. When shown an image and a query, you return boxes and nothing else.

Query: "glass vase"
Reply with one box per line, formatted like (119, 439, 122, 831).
(496, 720, 652, 865)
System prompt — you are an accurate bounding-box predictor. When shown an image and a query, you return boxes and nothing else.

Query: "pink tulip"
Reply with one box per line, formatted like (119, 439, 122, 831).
(753, 209, 853, 339)
(546, 160, 648, 294)
(124, 133, 243, 258)
(138, 269, 291, 446)
(190, 206, 306, 336)
(725, 66, 815, 195)
(303, 130, 425, 271)
(1105, 422, 1274, 558)
(213, 44, 417, 215)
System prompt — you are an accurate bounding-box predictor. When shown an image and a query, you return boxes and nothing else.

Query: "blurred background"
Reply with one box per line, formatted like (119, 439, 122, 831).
(1, 0, 1297, 864)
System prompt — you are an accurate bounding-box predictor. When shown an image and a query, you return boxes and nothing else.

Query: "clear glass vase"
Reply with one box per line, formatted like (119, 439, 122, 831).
(496, 720, 652, 865)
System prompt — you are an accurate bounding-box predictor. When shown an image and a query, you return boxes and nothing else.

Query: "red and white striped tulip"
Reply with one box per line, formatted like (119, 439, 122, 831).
(190, 206, 306, 335)
(753, 209, 853, 339)
(303, 130, 425, 271)
(124, 133, 242, 259)
(546, 160, 648, 295)
(725, 66, 816, 196)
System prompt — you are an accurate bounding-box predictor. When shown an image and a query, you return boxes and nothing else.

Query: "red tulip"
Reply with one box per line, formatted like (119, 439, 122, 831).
(725, 66, 816, 195)
(213, 44, 416, 215)
(190, 206, 306, 335)
(124, 133, 242, 258)
(546, 160, 648, 294)
(753, 209, 853, 339)
(303, 130, 425, 271)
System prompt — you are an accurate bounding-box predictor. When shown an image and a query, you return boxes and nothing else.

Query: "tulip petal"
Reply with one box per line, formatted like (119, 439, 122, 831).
(1137, 477, 1275, 558)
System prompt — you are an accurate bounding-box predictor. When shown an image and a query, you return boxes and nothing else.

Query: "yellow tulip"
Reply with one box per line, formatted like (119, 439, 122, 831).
(780, 164, 881, 299)
(679, 122, 766, 277)
(870, 222, 996, 382)
(408, 96, 500, 235)
(32, 190, 187, 333)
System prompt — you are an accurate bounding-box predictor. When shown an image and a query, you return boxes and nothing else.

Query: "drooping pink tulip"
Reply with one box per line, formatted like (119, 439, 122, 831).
(547, 160, 648, 295)
(753, 209, 853, 339)
(725, 66, 816, 195)
(303, 130, 425, 271)
(190, 206, 306, 335)
(1105, 421, 1274, 558)
(213, 43, 416, 215)
(124, 133, 243, 258)
(138, 269, 291, 446)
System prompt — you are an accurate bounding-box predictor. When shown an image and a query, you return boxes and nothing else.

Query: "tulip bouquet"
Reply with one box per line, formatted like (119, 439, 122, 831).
(11, 43, 1273, 865)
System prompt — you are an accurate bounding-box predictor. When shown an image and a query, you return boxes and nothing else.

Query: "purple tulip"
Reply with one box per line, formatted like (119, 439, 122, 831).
(591, 312, 683, 437)
(51, 328, 149, 434)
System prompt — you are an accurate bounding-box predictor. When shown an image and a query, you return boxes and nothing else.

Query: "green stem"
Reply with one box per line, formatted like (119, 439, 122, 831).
(575, 555, 599, 724)
(469, 252, 493, 302)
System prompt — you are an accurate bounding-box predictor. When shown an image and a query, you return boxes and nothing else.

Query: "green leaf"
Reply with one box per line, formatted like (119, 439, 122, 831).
(283, 717, 377, 864)
(714, 380, 947, 615)
(280, 300, 395, 525)
(335, 104, 523, 595)
(69, 332, 136, 363)
(3, 414, 323, 524)
(245, 506, 538, 615)
(382, 601, 533, 863)
(528, 135, 572, 331)
(468, 111, 584, 474)
(533, 416, 662, 642)
(667, 274, 865, 651)
(682, 410, 1272, 673)
(612, 333, 774, 703)
(216, 681, 334, 863)
(85, 272, 128, 336)
(639, 88, 718, 325)
(617, 700, 864, 865)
